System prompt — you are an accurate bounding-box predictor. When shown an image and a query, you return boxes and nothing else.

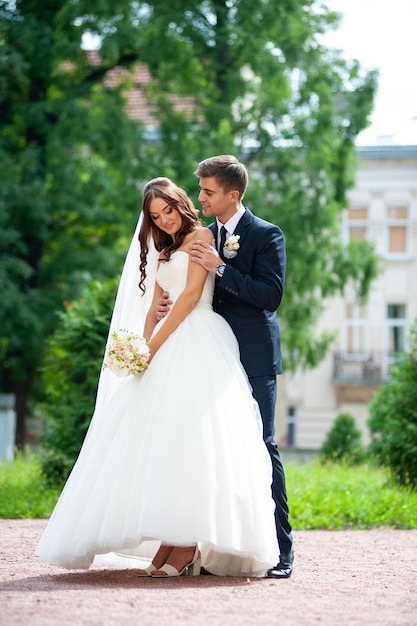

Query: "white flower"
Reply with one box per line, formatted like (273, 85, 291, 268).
(223, 234, 240, 259)
(104, 330, 150, 377)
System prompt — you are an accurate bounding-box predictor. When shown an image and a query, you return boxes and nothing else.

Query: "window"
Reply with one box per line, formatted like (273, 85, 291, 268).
(343, 303, 368, 356)
(386, 206, 409, 257)
(387, 304, 406, 354)
(385, 304, 407, 375)
(347, 207, 368, 242)
(286, 406, 297, 447)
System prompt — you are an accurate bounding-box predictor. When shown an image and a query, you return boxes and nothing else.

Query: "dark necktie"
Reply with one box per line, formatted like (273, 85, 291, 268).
(219, 226, 227, 258)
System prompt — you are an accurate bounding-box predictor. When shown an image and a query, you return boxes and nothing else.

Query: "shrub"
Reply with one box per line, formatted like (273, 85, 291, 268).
(0, 454, 60, 518)
(39, 278, 118, 486)
(368, 320, 417, 490)
(320, 411, 366, 465)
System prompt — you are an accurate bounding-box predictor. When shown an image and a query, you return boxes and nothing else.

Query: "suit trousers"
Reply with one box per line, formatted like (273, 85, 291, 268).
(248, 375, 293, 556)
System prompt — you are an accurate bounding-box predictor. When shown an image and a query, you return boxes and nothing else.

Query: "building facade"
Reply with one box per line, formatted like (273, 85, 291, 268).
(276, 144, 417, 451)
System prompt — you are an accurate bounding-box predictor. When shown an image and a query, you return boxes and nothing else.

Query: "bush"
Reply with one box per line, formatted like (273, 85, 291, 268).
(368, 321, 417, 490)
(0, 454, 60, 518)
(320, 412, 366, 465)
(39, 278, 118, 486)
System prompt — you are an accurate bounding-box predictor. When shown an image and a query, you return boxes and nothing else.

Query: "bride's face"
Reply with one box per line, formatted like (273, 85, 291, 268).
(148, 197, 183, 236)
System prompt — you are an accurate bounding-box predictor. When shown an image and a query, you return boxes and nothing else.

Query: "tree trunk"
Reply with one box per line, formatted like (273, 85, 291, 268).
(11, 379, 32, 450)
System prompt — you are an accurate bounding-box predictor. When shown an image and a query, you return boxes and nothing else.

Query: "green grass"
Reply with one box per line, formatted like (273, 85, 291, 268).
(1, 455, 417, 528)
(0, 454, 60, 518)
(286, 461, 417, 529)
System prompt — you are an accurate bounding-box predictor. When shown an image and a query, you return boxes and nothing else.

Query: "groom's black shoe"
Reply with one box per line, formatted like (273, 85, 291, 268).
(266, 549, 294, 579)
(200, 567, 213, 576)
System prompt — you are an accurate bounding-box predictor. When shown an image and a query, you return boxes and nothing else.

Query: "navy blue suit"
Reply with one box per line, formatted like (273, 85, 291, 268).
(210, 207, 292, 556)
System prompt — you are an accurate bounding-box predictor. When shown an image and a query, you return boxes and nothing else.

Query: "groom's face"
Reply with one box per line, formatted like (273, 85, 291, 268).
(198, 177, 237, 222)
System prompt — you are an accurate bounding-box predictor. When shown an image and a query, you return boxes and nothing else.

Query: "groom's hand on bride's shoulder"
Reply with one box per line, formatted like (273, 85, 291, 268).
(156, 291, 172, 321)
(190, 238, 218, 273)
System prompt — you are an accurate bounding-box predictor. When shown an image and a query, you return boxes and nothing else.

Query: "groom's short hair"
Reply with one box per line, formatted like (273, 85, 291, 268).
(194, 155, 248, 199)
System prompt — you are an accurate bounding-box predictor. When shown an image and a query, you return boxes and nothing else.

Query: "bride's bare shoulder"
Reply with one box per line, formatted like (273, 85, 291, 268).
(190, 227, 212, 243)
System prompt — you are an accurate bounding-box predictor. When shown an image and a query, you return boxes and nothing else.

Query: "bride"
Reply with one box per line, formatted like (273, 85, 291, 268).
(36, 177, 279, 577)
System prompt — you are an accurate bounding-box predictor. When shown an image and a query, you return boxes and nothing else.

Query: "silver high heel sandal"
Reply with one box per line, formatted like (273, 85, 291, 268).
(151, 546, 201, 578)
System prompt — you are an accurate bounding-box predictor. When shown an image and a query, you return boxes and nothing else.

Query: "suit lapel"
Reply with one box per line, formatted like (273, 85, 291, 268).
(209, 208, 253, 260)
(209, 222, 218, 238)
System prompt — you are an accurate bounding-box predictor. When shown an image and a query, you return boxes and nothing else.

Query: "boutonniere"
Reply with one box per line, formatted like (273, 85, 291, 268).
(223, 234, 240, 259)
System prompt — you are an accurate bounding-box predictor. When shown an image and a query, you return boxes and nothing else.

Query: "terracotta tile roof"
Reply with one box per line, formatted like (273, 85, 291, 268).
(87, 51, 194, 126)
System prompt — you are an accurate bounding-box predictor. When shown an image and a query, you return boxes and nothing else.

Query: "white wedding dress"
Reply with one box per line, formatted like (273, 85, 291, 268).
(36, 251, 279, 576)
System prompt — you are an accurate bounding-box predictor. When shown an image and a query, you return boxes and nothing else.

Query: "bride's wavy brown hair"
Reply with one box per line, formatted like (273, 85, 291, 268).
(138, 178, 201, 293)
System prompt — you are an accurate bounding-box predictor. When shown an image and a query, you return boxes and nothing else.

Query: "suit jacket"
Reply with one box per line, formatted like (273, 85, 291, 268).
(210, 207, 286, 377)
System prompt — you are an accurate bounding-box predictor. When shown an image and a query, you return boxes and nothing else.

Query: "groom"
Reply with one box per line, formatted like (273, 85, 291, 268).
(159, 155, 293, 578)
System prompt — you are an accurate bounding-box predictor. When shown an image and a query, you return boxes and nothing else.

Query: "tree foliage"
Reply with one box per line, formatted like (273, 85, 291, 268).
(0, 0, 151, 443)
(320, 412, 366, 465)
(368, 321, 417, 490)
(1, 0, 380, 446)
(40, 278, 118, 485)
(124, 0, 380, 369)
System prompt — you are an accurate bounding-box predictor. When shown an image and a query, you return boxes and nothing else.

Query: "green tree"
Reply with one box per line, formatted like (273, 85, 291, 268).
(368, 321, 417, 490)
(320, 412, 365, 465)
(40, 278, 118, 485)
(0, 0, 152, 445)
(128, 0, 381, 369)
(1, 0, 380, 448)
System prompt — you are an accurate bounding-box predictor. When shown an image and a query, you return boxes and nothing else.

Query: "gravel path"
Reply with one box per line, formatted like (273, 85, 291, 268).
(0, 520, 416, 626)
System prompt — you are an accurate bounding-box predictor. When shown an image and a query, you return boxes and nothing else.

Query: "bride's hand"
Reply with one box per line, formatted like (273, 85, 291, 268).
(156, 291, 172, 321)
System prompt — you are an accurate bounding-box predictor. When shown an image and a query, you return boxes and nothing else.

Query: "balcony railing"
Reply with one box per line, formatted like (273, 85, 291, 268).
(333, 351, 398, 384)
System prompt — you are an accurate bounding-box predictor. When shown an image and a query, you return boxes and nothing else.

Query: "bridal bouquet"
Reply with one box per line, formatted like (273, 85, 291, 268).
(104, 330, 150, 377)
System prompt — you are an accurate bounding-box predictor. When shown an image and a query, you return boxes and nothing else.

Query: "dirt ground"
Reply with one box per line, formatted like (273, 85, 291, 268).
(0, 520, 416, 626)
